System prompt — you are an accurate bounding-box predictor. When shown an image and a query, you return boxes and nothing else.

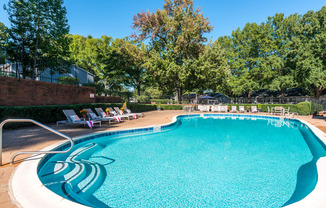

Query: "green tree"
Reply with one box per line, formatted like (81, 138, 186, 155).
(266, 13, 300, 102)
(0, 22, 9, 64)
(294, 7, 326, 98)
(4, 0, 70, 79)
(132, 0, 213, 102)
(114, 39, 148, 96)
(218, 22, 272, 102)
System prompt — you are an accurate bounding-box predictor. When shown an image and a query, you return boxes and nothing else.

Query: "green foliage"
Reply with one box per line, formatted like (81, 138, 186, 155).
(0, 22, 9, 64)
(4, 0, 70, 79)
(160, 105, 183, 110)
(136, 95, 150, 103)
(58, 76, 80, 85)
(216, 6, 326, 99)
(0, 103, 157, 128)
(295, 102, 311, 115)
(144, 87, 163, 99)
(150, 99, 178, 104)
(133, 0, 214, 102)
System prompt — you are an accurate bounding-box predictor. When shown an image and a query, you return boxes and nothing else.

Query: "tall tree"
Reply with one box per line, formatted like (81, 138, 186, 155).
(4, 0, 70, 79)
(132, 0, 213, 102)
(114, 39, 147, 96)
(266, 13, 300, 102)
(294, 7, 326, 98)
(0, 22, 9, 64)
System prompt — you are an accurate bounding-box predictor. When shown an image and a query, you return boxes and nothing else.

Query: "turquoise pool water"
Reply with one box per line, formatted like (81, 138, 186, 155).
(38, 115, 326, 207)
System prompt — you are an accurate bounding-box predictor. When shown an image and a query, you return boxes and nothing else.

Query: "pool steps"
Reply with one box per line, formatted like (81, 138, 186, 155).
(40, 142, 107, 203)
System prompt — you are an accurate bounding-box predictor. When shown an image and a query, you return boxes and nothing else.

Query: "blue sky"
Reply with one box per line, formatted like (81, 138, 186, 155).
(0, 0, 325, 40)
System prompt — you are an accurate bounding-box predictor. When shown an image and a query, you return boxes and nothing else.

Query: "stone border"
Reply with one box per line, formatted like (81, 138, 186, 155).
(9, 114, 326, 208)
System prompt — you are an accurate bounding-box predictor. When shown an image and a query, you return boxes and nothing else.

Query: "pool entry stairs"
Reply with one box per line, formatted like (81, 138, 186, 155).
(40, 142, 108, 206)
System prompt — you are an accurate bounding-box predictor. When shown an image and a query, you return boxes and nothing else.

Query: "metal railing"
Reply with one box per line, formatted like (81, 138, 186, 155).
(0, 119, 74, 166)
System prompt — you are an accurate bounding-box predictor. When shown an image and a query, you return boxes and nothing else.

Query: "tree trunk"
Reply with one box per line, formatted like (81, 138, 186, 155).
(316, 85, 322, 98)
(179, 87, 183, 104)
(137, 83, 141, 96)
(32, 15, 40, 80)
(247, 90, 251, 103)
(174, 87, 179, 103)
(281, 87, 285, 104)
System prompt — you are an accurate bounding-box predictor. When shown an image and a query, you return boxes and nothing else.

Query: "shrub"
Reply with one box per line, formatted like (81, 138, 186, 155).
(58, 76, 80, 85)
(161, 104, 183, 110)
(137, 95, 150, 103)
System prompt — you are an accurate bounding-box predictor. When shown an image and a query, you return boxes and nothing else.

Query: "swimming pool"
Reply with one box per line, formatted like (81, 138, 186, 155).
(12, 115, 326, 207)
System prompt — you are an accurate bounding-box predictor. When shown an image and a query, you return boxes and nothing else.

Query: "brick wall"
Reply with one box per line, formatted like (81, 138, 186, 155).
(95, 96, 122, 103)
(0, 76, 96, 106)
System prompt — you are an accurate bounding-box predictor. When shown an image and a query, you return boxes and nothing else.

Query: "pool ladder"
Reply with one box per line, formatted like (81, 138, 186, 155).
(0, 119, 74, 166)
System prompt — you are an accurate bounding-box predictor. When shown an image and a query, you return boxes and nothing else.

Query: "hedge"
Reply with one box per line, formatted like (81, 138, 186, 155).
(150, 99, 188, 104)
(0, 103, 157, 129)
(160, 104, 183, 110)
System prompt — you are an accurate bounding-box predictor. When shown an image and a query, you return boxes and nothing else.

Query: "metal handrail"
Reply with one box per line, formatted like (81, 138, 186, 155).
(0, 119, 74, 166)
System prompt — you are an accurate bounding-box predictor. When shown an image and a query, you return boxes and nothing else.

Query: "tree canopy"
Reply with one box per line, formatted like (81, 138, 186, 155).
(4, 0, 70, 79)
(132, 0, 215, 101)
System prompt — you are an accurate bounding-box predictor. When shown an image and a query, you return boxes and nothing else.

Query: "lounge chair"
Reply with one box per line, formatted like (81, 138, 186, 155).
(94, 108, 126, 122)
(239, 106, 245, 113)
(251, 106, 258, 113)
(230, 106, 237, 113)
(61, 109, 101, 128)
(113, 107, 135, 120)
(211, 106, 219, 112)
(220, 105, 228, 112)
(84, 109, 115, 125)
(125, 107, 144, 117)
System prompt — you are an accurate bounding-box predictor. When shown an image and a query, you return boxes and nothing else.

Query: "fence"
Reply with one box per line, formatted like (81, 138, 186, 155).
(0, 62, 94, 85)
(234, 96, 326, 113)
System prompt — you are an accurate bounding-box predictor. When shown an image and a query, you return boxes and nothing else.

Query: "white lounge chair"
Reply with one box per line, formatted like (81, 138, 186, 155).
(220, 105, 228, 112)
(211, 106, 220, 112)
(239, 106, 245, 113)
(125, 107, 144, 117)
(251, 106, 258, 113)
(113, 107, 135, 120)
(61, 110, 101, 128)
(84, 109, 115, 125)
(230, 106, 237, 113)
(94, 108, 126, 122)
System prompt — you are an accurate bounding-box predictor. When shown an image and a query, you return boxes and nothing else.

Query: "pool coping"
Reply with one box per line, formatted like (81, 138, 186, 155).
(9, 114, 326, 208)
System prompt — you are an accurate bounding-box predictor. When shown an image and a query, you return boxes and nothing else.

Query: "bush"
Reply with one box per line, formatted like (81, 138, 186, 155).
(150, 99, 188, 104)
(58, 76, 80, 85)
(161, 104, 183, 110)
(137, 95, 151, 103)
(0, 103, 157, 129)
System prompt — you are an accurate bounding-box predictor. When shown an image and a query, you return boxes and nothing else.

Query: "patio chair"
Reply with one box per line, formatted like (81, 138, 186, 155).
(267, 106, 271, 114)
(274, 106, 284, 115)
(251, 106, 258, 113)
(230, 106, 238, 113)
(113, 107, 135, 120)
(61, 110, 101, 128)
(283, 107, 290, 115)
(125, 107, 144, 117)
(239, 106, 245, 113)
(220, 105, 228, 112)
(94, 108, 125, 122)
(84, 109, 115, 125)
(211, 106, 220, 112)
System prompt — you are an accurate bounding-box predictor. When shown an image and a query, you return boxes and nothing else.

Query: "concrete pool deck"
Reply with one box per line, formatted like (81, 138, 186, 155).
(1, 110, 326, 207)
